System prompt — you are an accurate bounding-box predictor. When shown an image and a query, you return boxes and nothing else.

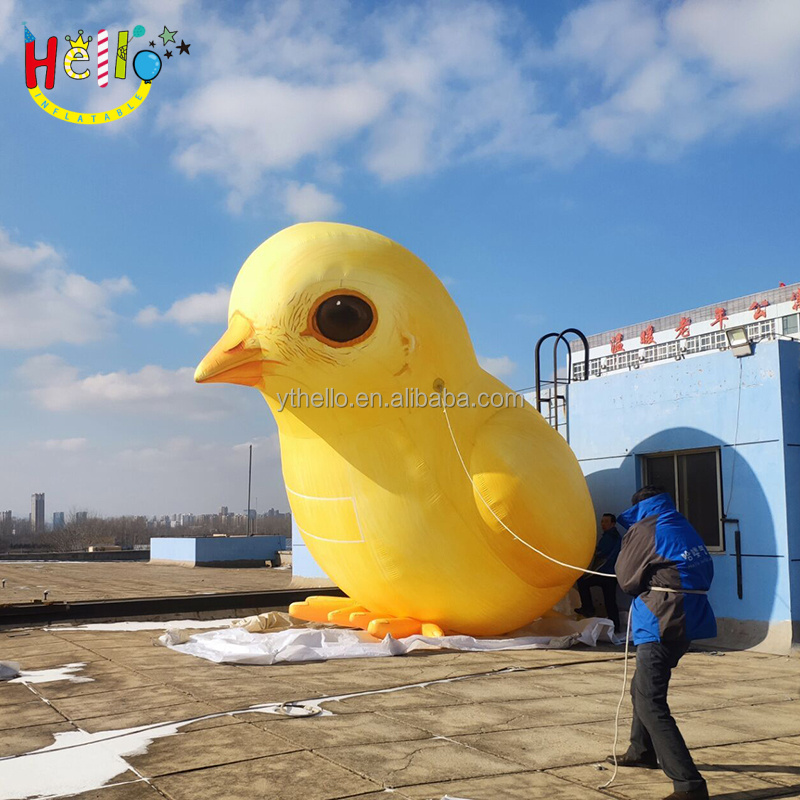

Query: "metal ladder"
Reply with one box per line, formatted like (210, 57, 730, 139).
(534, 328, 589, 442)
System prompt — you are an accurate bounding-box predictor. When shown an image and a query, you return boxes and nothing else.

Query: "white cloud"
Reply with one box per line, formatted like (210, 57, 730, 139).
(108, 435, 285, 515)
(478, 355, 517, 379)
(159, 1, 571, 208)
(135, 306, 161, 325)
(5, 434, 287, 517)
(0, 0, 15, 64)
(38, 438, 88, 451)
(668, 0, 800, 113)
(165, 74, 388, 209)
(153, 0, 800, 210)
(552, 0, 660, 87)
(117, 434, 279, 470)
(0, 227, 134, 349)
(136, 286, 229, 327)
(284, 182, 342, 221)
(16, 355, 245, 420)
(555, 0, 800, 158)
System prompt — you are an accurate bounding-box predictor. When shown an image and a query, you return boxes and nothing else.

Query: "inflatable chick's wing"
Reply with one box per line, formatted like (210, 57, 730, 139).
(196, 223, 595, 638)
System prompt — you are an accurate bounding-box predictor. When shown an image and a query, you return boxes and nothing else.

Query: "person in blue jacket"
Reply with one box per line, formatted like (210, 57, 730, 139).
(610, 485, 717, 800)
(575, 512, 622, 631)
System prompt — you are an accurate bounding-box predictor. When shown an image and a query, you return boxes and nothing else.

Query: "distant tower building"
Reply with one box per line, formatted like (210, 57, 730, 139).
(1, 510, 12, 523)
(31, 493, 45, 534)
(219, 506, 228, 516)
(53, 512, 65, 530)
(75, 511, 88, 523)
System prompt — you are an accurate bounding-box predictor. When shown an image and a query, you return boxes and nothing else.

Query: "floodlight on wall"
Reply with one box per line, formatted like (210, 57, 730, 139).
(726, 326, 753, 357)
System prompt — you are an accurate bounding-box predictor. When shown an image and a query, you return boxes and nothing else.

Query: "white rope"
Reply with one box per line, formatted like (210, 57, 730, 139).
(599, 610, 632, 790)
(441, 402, 633, 790)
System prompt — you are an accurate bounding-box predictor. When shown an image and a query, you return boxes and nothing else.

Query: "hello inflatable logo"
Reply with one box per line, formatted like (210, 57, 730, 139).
(24, 22, 189, 125)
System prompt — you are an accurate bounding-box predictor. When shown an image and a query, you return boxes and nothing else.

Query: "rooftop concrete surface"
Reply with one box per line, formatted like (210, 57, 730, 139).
(1, 623, 799, 799)
(0, 561, 293, 604)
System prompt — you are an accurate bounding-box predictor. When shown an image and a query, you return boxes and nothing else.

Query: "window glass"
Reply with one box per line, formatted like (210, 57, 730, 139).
(679, 451, 722, 549)
(644, 455, 677, 503)
(783, 314, 799, 335)
(643, 449, 723, 551)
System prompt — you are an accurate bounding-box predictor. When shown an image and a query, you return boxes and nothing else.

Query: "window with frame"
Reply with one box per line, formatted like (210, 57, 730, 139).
(782, 314, 799, 336)
(641, 448, 724, 551)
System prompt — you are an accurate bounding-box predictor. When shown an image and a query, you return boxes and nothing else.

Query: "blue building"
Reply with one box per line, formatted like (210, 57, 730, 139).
(293, 282, 800, 653)
(566, 282, 800, 654)
(150, 535, 288, 567)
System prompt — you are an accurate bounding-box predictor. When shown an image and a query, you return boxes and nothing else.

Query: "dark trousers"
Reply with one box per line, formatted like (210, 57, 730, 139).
(576, 574, 620, 631)
(627, 640, 706, 793)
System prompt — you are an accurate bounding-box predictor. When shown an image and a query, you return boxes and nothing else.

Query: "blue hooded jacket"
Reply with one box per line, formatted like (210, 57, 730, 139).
(596, 525, 622, 573)
(616, 493, 717, 645)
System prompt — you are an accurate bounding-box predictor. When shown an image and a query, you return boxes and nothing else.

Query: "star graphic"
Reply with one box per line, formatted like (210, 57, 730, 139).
(177, 39, 191, 55)
(159, 25, 177, 46)
(148, 40, 155, 48)
(164, 49, 173, 59)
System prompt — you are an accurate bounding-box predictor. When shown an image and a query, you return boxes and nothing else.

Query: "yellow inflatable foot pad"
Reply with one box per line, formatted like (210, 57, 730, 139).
(366, 617, 444, 638)
(289, 596, 352, 623)
(421, 623, 445, 637)
(290, 597, 445, 638)
(327, 604, 369, 627)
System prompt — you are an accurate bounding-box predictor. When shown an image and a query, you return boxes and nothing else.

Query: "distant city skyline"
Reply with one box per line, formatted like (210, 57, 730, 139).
(1, 503, 289, 524)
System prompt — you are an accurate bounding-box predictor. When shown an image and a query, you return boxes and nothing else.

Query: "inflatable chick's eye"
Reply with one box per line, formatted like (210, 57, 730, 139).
(196, 222, 595, 638)
(310, 291, 376, 345)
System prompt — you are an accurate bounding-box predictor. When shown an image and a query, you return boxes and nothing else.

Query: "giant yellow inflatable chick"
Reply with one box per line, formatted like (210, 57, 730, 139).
(196, 223, 594, 638)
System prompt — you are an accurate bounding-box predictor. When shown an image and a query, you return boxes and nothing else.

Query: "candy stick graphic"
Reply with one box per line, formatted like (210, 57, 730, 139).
(97, 29, 108, 87)
(115, 30, 128, 79)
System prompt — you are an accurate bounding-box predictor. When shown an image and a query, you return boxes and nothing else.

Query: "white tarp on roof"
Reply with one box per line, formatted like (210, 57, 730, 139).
(160, 614, 620, 665)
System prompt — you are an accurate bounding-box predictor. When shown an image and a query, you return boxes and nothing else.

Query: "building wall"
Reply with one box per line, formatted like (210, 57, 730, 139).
(31, 493, 45, 534)
(778, 342, 800, 644)
(568, 339, 798, 652)
(291, 517, 336, 587)
(150, 537, 197, 566)
(194, 535, 285, 566)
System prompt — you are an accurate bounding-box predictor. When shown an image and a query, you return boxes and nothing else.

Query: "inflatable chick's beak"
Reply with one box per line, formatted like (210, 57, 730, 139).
(194, 312, 282, 387)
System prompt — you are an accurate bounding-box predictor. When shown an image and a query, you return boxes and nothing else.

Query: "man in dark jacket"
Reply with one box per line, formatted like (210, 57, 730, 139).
(575, 512, 622, 631)
(611, 485, 716, 800)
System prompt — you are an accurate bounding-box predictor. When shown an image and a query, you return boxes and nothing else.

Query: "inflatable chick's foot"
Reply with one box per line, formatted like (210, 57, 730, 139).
(289, 597, 445, 638)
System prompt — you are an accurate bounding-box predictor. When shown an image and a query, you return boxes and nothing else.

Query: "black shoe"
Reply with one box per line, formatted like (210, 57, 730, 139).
(606, 754, 658, 769)
(662, 789, 709, 800)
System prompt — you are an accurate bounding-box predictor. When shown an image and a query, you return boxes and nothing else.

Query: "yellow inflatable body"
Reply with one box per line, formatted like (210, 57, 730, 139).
(196, 223, 595, 637)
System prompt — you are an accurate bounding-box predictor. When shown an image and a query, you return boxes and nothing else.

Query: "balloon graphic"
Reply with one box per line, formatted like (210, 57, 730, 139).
(133, 50, 162, 82)
(132, 25, 145, 38)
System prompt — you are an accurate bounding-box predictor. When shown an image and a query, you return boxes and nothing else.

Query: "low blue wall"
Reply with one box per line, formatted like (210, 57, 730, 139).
(291, 517, 330, 580)
(0, 550, 149, 562)
(150, 536, 286, 567)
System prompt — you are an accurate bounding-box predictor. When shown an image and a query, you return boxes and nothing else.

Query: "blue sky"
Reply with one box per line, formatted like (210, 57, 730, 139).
(1, 0, 799, 517)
